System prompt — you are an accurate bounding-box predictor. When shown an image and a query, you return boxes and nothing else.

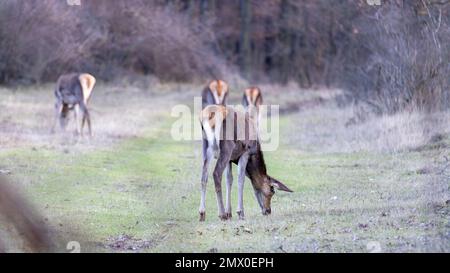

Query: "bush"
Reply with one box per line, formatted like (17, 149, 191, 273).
(0, 0, 230, 84)
(342, 1, 450, 115)
(0, 0, 448, 116)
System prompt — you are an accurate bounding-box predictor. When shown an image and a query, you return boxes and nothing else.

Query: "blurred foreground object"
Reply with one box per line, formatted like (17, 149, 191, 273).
(0, 175, 53, 252)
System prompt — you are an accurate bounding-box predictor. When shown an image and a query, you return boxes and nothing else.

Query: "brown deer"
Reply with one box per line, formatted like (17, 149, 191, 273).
(242, 87, 262, 112)
(199, 80, 230, 220)
(51, 73, 96, 136)
(199, 104, 292, 221)
(242, 87, 263, 129)
(201, 79, 229, 108)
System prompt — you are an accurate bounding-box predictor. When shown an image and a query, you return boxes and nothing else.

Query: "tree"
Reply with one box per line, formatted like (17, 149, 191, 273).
(239, 0, 252, 79)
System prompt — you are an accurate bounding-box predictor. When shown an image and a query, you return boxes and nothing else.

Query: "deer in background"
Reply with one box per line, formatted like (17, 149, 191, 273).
(242, 87, 263, 130)
(51, 73, 96, 136)
(201, 79, 229, 108)
(199, 104, 292, 221)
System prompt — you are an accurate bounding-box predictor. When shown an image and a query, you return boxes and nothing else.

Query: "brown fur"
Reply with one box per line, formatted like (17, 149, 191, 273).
(244, 87, 262, 106)
(78, 73, 96, 105)
(209, 80, 228, 98)
(243, 87, 262, 110)
(199, 105, 229, 130)
(199, 105, 292, 221)
(202, 80, 229, 108)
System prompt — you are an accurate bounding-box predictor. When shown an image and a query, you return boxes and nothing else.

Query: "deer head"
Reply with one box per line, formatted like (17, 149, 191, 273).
(252, 175, 292, 215)
(245, 150, 293, 215)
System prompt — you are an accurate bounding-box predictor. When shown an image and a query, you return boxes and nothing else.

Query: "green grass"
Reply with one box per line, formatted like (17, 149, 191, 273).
(1, 115, 448, 252)
(0, 86, 448, 252)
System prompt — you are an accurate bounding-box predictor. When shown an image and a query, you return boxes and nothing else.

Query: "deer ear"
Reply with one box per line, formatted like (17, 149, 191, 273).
(270, 177, 293, 192)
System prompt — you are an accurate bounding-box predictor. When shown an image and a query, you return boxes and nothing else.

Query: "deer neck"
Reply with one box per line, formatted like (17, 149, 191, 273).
(246, 148, 268, 182)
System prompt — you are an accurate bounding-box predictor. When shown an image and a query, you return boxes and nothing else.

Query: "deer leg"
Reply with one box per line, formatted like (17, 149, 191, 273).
(224, 162, 233, 219)
(73, 104, 81, 135)
(51, 101, 63, 133)
(81, 116, 85, 136)
(199, 139, 212, 221)
(213, 161, 227, 221)
(59, 104, 69, 132)
(237, 152, 249, 220)
(79, 102, 92, 137)
(213, 142, 234, 220)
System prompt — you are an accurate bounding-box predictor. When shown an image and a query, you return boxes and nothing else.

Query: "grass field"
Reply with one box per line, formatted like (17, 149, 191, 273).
(0, 83, 449, 252)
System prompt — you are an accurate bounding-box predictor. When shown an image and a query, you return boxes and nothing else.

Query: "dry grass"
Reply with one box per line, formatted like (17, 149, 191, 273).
(284, 102, 450, 154)
(0, 83, 193, 151)
(0, 82, 341, 151)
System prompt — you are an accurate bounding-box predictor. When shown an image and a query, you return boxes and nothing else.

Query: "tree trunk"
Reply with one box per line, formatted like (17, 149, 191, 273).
(278, 0, 291, 84)
(239, 0, 252, 79)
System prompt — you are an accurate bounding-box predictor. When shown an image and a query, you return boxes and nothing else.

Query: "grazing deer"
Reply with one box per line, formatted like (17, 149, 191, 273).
(242, 87, 263, 129)
(51, 73, 96, 136)
(199, 105, 292, 221)
(242, 87, 262, 112)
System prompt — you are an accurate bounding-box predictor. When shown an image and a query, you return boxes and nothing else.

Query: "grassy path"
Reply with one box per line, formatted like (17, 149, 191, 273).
(1, 113, 448, 252)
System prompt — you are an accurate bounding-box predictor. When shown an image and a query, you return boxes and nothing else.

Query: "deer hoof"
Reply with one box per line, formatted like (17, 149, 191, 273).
(237, 211, 245, 220)
(225, 212, 232, 220)
(219, 214, 228, 221)
(262, 208, 271, 215)
(199, 212, 206, 222)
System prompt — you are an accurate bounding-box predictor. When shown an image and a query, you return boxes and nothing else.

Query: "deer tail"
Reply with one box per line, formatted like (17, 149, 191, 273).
(78, 73, 96, 105)
(200, 106, 228, 158)
(202, 118, 219, 157)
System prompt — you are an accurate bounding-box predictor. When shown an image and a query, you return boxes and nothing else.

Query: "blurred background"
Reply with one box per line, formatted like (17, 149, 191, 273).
(0, 0, 449, 114)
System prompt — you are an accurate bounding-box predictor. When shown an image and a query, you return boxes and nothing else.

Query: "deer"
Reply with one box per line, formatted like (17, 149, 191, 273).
(242, 87, 262, 113)
(201, 79, 229, 108)
(242, 87, 263, 130)
(199, 80, 230, 220)
(201, 79, 229, 151)
(199, 104, 292, 221)
(51, 73, 96, 136)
